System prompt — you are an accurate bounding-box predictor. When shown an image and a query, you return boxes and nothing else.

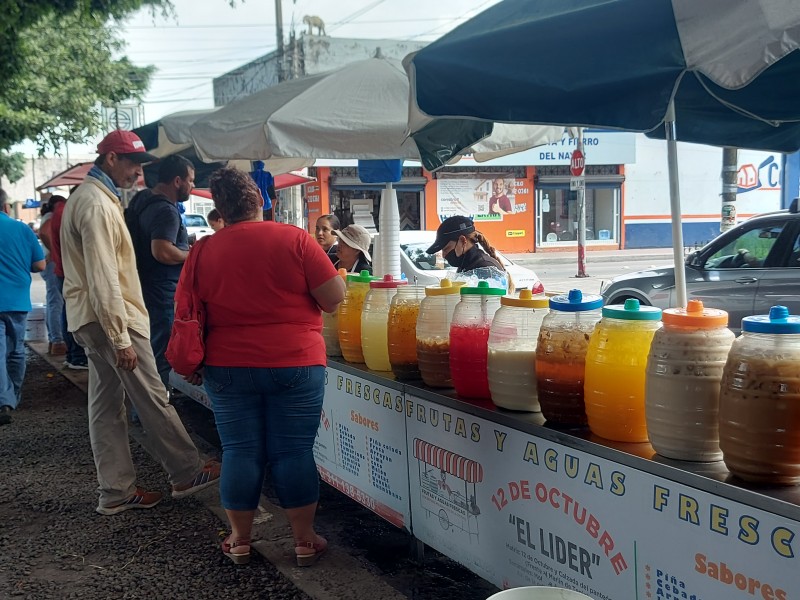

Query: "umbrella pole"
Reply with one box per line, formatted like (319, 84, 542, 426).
(665, 100, 688, 307)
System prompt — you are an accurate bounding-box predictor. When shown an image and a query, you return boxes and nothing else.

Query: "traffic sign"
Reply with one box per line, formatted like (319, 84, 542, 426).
(570, 149, 585, 177)
(570, 177, 585, 191)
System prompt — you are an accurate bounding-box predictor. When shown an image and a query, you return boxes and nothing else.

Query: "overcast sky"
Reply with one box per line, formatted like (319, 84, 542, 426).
(22, 0, 501, 157)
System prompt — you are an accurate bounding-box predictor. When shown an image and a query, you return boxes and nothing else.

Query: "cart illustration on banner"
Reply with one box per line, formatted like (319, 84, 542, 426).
(413, 438, 483, 542)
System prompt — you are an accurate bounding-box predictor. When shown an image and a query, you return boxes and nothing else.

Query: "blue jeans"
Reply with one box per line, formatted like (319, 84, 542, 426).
(56, 276, 87, 365)
(204, 365, 325, 511)
(0, 312, 28, 409)
(40, 261, 64, 343)
(144, 299, 174, 390)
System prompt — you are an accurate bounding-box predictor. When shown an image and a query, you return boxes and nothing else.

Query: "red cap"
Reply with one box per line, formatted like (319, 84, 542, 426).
(97, 130, 158, 163)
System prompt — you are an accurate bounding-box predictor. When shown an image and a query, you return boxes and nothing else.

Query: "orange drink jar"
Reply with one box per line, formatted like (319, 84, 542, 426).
(487, 290, 550, 412)
(416, 279, 465, 388)
(535, 290, 603, 425)
(585, 299, 662, 442)
(322, 268, 348, 357)
(388, 285, 425, 379)
(361, 275, 407, 372)
(337, 270, 377, 363)
(719, 306, 800, 484)
(645, 300, 734, 461)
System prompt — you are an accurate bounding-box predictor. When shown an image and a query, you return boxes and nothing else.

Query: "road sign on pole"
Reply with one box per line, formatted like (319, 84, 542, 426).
(570, 149, 585, 177)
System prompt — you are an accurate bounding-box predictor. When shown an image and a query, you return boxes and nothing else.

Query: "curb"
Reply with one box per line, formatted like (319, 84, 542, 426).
(509, 253, 674, 266)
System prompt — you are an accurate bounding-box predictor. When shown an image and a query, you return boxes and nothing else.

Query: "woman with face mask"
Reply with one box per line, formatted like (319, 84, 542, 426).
(426, 215, 505, 273)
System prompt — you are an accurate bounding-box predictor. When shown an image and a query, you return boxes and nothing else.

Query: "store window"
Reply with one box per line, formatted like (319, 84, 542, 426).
(535, 165, 622, 247)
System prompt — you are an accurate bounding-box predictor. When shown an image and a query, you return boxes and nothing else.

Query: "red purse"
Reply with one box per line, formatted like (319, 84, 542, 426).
(166, 236, 210, 376)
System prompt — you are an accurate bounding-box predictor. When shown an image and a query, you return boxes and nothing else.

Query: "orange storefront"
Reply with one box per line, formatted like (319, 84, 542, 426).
(306, 165, 539, 253)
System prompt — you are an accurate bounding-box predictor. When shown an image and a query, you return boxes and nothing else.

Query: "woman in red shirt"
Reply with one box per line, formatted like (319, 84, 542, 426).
(183, 166, 345, 566)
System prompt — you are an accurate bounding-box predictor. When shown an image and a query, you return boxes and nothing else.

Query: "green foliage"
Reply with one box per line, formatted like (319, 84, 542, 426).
(0, 1, 172, 81)
(0, 151, 26, 184)
(0, 11, 157, 153)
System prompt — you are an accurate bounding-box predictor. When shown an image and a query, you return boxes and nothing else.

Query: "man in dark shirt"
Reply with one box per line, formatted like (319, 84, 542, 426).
(126, 155, 195, 389)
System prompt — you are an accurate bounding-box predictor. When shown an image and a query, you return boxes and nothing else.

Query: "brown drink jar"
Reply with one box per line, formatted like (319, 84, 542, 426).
(719, 306, 800, 485)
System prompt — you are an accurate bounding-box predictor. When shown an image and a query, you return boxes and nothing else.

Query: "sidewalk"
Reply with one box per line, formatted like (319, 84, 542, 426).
(0, 346, 412, 600)
(507, 247, 675, 266)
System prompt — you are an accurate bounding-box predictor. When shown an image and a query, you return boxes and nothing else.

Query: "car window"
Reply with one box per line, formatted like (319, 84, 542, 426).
(401, 242, 443, 270)
(184, 215, 208, 227)
(704, 224, 784, 269)
(789, 231, 800, 268)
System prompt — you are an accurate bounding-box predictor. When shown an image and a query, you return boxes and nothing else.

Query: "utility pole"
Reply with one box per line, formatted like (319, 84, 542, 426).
(721, 147, 738, 232)
(275, 0, 285, 82)
(571, 127, 588, 277)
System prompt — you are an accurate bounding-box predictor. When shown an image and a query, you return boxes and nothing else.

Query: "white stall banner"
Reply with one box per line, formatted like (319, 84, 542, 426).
(405, 394, 798, 600)
(315, 368, 411, 529)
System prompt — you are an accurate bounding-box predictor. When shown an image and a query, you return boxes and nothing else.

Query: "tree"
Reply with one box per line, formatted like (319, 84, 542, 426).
(0, 11, 157, 153)
(0, 1, 171, 82)
(0, 151, 26, 184)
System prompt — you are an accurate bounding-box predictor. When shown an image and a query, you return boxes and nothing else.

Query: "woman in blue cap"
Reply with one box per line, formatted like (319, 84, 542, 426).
(427, 215, 505, 273)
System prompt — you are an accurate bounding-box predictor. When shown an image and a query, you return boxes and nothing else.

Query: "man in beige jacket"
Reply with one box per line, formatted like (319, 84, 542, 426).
(61, 130, 220, 515)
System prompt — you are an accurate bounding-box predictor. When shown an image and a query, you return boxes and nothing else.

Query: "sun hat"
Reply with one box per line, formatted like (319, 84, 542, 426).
(334, 224, 372, 261)
(97, 130, 158, 163)
(426, 215, 475, 254)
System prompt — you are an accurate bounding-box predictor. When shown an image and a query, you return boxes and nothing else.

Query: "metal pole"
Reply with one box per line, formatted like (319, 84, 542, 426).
(720, 147, 738, 233)
(576, 127, 588, 277)
(665, 100, 687, 307)
(275, 0, 284, 82)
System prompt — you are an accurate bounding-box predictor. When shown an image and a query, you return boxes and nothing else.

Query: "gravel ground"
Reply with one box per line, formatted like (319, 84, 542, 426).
(0, 349, 499, 600)
(0, 350, 310, 600)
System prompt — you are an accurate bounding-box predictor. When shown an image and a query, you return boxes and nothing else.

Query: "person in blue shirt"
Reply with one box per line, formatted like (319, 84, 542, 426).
(0, 188, 46, 425)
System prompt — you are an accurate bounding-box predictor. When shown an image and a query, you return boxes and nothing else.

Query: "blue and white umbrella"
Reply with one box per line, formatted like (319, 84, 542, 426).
(406, 0, 800, 305)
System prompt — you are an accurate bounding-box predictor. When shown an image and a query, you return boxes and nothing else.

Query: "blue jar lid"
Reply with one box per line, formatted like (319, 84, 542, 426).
(549, 288, 603, 312)
(602, 298, 662, 320)
(742, 306, 800, 334)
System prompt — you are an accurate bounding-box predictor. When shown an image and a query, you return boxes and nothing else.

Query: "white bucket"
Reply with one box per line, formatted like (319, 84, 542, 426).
(487, 587, 592, 600)
(25, 303, 47, 342)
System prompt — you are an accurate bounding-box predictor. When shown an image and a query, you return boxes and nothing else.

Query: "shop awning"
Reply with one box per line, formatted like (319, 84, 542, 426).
(37, 162, 145, 190)
(413, 438, 483, 483)
(191, 172, 316, 199)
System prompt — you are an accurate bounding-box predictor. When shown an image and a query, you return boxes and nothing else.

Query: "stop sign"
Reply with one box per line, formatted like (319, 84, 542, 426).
(570, 149, 585, 177)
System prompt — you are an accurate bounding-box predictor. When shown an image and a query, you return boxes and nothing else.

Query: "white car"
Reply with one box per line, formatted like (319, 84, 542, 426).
(184, 213, 214, 240)
(386, 231, 544, 293)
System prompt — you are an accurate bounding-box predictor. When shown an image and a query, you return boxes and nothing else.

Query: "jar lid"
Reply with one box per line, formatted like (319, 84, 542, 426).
(549, 288, 603, 312)
(742, 305, 800, 334)
(370, 274, 408, 289)
(602, 298, 662, 320)
(501, 289, 551, 308)
(346, 270, 378, 284)
(663, 299, 728, 328)
(460, 280, 507, 296)
(425, 278, 466, 296)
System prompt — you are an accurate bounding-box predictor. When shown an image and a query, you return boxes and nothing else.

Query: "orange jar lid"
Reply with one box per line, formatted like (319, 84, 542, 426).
(662, 299, 728, 328)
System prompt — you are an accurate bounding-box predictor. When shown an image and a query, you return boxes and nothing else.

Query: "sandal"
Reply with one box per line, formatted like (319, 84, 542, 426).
(221, 534, 251, 565)
(295, 535, 327, 567)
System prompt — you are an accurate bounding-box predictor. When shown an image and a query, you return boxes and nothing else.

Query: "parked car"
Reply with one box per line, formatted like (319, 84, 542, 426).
(184, 213, 214, 239)
(600, 204, 800, 333)
(393, 231, 544, 293)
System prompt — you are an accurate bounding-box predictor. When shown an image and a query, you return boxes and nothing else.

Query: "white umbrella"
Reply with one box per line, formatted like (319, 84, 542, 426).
(190, 57, 568, 276)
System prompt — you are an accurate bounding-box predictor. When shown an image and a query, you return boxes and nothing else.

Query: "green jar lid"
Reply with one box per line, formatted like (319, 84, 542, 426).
(346, 269, 378, 284)
(602, 298, 662, 320)
(460, 280, 506, 296)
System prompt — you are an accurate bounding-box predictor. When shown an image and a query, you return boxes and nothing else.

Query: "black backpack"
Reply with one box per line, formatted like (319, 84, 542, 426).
(125, 189, 172, 271)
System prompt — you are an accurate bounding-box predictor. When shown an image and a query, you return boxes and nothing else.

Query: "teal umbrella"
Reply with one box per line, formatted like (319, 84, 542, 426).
(406, 0, 800, 306)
